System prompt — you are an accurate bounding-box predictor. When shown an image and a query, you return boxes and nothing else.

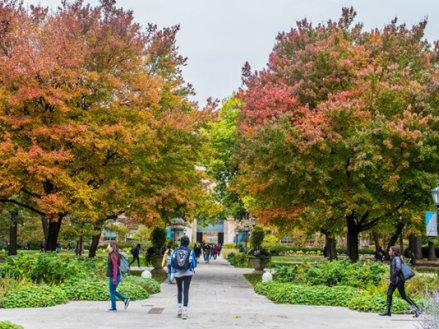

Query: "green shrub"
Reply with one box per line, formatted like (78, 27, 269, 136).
(255, 281, 357, 307)
(273, 265, 299, 283)
(226, 253, 250, 268)
(60, 279, 108, 301)
(274, 260, 387, 289)
(0, 321, 24, 329)
(0, 278, 31, 308)
(266, 244, 374, 256)
(150, 227, 167, 250)
(125, 276, 160, 294)
(0, 254, 34, 280)
(406, 275, 439, 296)
(3, 285, 67, 308)
(0, 253, 107, 284)
(250, 226, 265, 250)
(118, 281, 149, 300)
(30, 253, 79, 284)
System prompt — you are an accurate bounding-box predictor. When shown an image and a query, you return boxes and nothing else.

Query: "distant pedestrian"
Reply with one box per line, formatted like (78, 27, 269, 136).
(374, 247, 385, 262)
(194, 244, 201, 259)
(107, 241, 130, 312)
(56, 243, 61, 253)
(218, 243, 222, 256)
(171, 236, 197, 320)
(209, 245, 215, 259)
(379, 246, 420, 317)
(162, 244, 174, 283)
(213, 244, 219, 260)
(203, 245, 210, 263)
(130, 244, 141, 267)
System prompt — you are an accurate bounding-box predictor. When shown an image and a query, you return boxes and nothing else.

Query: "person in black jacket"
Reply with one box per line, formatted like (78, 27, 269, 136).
(379, 246, 420, 317)
(130, 244, 141, 267)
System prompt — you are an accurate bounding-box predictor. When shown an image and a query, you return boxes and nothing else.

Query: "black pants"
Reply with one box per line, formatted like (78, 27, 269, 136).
(130, 254, 140, 267)
(176, 276, 192, 307)
(386, 280, 418, 310)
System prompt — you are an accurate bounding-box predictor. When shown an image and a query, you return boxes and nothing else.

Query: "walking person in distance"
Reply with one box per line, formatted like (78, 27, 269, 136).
(171, 236, 197, 320)
(130, 243, 141, 267)
(379, 246, 420, 317)
(162, 244, 174, 283)
(107, 241, 130, 312)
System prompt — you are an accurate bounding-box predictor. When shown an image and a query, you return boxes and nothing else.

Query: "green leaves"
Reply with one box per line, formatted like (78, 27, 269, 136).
(0, 322, 24, 329)
(124, 276, 160, 294)
(255, 281, 357, 307)
(3, 285, 68, 308)
(274, 260, 387, 288)
(60, 279, 108, 301)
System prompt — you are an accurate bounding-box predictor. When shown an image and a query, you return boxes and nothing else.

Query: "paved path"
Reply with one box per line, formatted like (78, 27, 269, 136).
(0, 257, 419, 329)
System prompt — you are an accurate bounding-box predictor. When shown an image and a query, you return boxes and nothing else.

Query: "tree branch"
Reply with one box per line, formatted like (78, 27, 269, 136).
(0, 199, 45, 216)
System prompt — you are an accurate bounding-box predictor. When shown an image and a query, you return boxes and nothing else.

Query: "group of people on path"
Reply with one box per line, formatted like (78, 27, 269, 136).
(192, 242, 222, 263)
(106, 240, 421, 321)
(107, 236, 197, 320)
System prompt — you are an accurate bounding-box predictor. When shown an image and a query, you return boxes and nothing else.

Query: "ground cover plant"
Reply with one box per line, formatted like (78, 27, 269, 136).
(0, 322, 24, 329)
(0, 253, 160, 308)
(253, 260, 431, 314)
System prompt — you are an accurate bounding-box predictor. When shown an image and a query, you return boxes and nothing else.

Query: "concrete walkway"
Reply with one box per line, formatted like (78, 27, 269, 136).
(0, 257, 419, 329)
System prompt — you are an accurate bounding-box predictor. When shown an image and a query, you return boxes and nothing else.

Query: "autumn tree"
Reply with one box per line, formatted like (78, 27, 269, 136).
(236, 8, 439, 261)
(0, 0, 209, 252)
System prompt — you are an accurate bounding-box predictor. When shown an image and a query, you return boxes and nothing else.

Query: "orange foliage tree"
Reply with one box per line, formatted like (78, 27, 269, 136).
(0, 0, 209, 252)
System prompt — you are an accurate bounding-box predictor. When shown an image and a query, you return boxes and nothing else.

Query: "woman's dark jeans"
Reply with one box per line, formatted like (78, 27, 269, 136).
(176, 276, 192, 307)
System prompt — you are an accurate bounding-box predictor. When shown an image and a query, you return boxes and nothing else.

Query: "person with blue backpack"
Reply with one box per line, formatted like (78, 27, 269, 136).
(171, 236, 197, 320)
(106, 241, 130, 312)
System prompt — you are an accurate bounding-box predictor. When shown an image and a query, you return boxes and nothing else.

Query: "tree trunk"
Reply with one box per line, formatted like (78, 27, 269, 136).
(323, 231, 337, 261)
(428, 239, 437, 261)
(8, 210, 18, 256)
(386, 222, 405, 253)
(346, 215, 359, 262)
(89, 232, 101, 258)
(88, 221, 104, 258)
(415, 236, 423, 259)
(41, 217, 48, 244)
(76, 236, 83, 257)
(408, 234, 416, 257)
(372, 231, 381, 251)
(45, 215, 63, 251)
(399, 232, 404, 256)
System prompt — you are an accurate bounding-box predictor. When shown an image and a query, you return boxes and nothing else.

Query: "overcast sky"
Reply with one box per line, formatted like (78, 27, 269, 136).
(26, 0, 439, 105)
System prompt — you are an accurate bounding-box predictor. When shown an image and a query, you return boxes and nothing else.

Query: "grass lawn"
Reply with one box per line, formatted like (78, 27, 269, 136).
(151, 272, 168, 283)
(244, 273, 262, 287)
(271, 255, 323, 264)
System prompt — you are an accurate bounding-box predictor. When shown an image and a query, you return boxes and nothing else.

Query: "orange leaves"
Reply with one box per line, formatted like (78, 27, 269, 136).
(0, 0, 206, 226)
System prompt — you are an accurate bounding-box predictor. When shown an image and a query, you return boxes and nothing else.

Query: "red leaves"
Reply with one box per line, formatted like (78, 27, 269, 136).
(0, 0, 206, 225)
(235, 8, 439, 231)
